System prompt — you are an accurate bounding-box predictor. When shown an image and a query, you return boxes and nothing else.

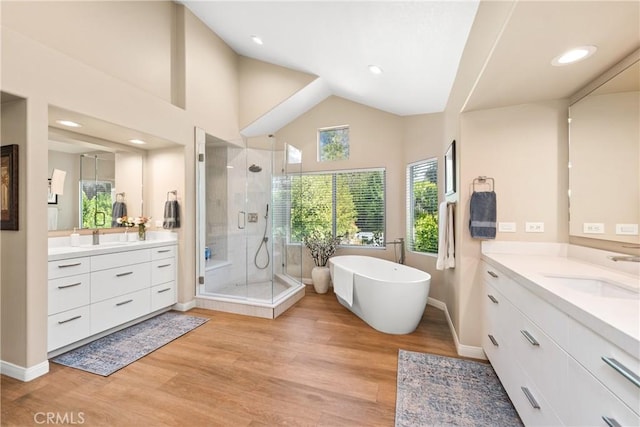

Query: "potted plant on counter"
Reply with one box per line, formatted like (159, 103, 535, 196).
(303, 230, 340, 294)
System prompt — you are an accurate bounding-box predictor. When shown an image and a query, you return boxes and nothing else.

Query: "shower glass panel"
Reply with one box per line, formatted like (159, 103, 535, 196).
(79, 153, 115, 229)
(197, 133, 303, 306)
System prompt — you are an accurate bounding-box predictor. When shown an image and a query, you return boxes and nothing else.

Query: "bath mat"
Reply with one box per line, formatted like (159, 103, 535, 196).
(51, 311, 208, 376)
(395, 350, 522, 427)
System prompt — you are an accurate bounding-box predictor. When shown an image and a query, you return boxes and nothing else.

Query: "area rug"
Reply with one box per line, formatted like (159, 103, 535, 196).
(51, 311, 208, 376)
(395, 350, 523, 427)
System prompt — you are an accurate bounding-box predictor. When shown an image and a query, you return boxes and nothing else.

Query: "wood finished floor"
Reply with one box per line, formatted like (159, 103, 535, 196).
(2, 289, 458, 427)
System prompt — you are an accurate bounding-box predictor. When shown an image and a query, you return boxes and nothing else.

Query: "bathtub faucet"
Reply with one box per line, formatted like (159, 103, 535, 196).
(385, 237, 405, 264)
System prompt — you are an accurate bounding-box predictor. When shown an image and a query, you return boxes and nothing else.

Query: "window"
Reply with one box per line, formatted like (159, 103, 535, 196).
(318, 126, 349, 161)
(80, 180, 113, 228)
(291, 168, 385, 247)
(406, 159, 438, 253)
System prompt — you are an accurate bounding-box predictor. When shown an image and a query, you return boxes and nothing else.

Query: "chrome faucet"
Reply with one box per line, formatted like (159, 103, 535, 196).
(608, 255, 640, 262)
(385, 237, 405, 264)
(92, 229, 100, 245)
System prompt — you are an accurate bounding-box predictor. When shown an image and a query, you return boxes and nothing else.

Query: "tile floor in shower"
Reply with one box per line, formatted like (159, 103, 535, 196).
(210, 279, 292, 300)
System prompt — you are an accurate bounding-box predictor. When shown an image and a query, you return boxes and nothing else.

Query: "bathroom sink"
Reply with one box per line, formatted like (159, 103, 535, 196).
(543, 274, 639, 299)
(80, 241, 129, 248)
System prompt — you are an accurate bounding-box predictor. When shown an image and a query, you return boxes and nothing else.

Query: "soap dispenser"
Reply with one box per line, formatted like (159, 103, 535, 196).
(70, 228, 80, 247)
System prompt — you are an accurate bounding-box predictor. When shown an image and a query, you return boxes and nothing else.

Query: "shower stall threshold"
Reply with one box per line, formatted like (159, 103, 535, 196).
(196, 275, 305, 319)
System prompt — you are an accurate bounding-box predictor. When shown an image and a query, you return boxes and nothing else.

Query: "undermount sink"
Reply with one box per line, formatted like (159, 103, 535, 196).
(543, 274, 639, 299)
(81, 241, 129, 248)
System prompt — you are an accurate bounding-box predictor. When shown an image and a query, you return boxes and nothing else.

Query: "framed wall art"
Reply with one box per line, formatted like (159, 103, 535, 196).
(1, 144, 19, 230)
(444, 140, 456, 196)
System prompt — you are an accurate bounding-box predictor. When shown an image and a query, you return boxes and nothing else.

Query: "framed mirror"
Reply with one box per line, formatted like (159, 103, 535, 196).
(568, 54, 639, 244)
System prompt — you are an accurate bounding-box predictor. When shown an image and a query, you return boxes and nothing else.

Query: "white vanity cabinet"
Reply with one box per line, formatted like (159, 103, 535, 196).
(47, 242, 178, 354)
(481, 260, 640, 426)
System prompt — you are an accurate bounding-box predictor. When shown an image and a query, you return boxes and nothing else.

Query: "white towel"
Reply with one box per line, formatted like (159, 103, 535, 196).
(332, 263, 354, 307)
(436, 201, 455, 270)
(47, 207, 58, 231)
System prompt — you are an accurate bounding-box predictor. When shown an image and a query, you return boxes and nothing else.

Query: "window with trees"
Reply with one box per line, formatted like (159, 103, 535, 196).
(290, 168, 385, 247)
(318, 126, 349, 161)
(406, 159, 438, 254)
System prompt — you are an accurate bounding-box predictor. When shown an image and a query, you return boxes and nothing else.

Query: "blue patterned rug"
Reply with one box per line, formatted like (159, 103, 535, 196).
(395, 350, 523, 427)
(51, 311, 208, 376)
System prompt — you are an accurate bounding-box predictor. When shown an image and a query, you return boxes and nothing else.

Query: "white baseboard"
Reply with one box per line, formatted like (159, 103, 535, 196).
(173, 299, 196, 312)
(427, 297, 486, 360)
(1, 359, 49, 382)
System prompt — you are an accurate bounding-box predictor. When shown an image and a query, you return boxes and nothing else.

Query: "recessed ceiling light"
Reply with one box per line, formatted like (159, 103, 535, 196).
(250, 35, 263, 45)
(368, 65, 383, 75)
(56, 119, 82, 128)
(128, 139, 146, 145)
(551, 45, 597, 66)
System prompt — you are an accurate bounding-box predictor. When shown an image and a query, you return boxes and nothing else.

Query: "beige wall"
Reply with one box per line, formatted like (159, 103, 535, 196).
(455, 100, 570, 346)
(238, 57, 317, 130)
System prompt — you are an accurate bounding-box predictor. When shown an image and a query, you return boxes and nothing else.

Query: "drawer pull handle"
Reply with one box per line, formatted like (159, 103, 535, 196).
(58, 315, 82, 324)
(521, 387, 540, 409)
(487, 294, 499, 304)
(157, 264, 171, 268)
(157, 249, 171, 253)
(520, 330, 540, 346)
(58, 262, 81, 268)
(116, 271, 133, 277)
(602, 357, 640, 388)
(157, 288, 172, 293)
(116, 299, 134, 306)
(57, 282, 82, 289)
(602, 416, 622, 427)
(488, 334, 499, 347)
(487, 270, 498, 278)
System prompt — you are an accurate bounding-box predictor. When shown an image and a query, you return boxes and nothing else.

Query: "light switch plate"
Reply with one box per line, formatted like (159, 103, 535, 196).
(583, 223, 605, 234)
(498, 222, 516, 232)
(525, 222, 544, 233)
(615, 223, 638, 235)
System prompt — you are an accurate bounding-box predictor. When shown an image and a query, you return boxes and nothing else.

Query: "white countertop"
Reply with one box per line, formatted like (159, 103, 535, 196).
(48, 231, 177, 261)
(482, 242, 640, 358)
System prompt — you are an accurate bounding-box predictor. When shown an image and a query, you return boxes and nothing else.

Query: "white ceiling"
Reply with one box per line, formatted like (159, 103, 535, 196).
(182, 0, 639, 126)
(182, 0, 480, 116)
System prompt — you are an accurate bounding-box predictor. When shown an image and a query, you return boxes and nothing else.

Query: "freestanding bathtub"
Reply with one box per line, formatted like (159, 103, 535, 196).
(328, 255, 431, 334)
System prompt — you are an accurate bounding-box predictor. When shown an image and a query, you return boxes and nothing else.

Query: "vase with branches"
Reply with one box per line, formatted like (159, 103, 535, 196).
(303, 231, 340, 294)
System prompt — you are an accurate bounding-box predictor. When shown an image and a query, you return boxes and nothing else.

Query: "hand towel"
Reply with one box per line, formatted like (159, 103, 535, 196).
(469, 191, 496, 239)
(332, 263, 354, 307)
(163, 200, 180, 229)
(111, 201, 127, 227)
(436, 201, 455, 270)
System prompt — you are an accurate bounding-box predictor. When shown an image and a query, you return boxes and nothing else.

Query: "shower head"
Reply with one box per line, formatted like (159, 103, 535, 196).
(249, 164, 262, 173)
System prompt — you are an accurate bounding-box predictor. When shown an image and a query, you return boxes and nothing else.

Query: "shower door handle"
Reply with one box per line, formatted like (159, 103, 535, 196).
(238, 211, 246, 229)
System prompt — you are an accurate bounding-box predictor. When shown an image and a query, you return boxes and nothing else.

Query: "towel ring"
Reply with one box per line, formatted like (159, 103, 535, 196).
(473, 176, 494, 192)
(115, 192, 125, 202)
(167, 190, 177, 201)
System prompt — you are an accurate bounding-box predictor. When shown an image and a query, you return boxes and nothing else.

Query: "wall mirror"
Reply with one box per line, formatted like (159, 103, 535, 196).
(568, 56, 639, 245)
(47, 106, 176, 233)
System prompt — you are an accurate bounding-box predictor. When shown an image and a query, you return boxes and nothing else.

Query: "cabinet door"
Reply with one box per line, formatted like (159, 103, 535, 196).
(151, 245, 176, 260)
(151, 283, 176, 311)
(151, 258, 176, 286)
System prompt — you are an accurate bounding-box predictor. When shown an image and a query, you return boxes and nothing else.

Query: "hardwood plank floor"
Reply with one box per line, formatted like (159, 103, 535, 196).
(2, 289, 459, 426)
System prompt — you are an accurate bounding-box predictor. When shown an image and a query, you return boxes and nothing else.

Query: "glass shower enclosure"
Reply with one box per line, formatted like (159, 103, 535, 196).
(196, 130, 303, 307)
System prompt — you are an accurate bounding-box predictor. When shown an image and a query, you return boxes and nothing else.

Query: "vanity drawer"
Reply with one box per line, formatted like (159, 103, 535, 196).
(151, 245, 176, 260)
(567, 318, 640, 413)
(48, 306, 91, 352)
(90, 263, 151, 303)
(48, 274, 90, 315)
(91, 249, 150, 271)
(90, 288, 150, 334)
(506, 366, 563, 427)
(482, 262, 568, 348)
(48, 257, 90, 280)
(151, 282, 176, 311)
(567, 355, 640, 425)
(508, 304, 568, 420)
(151, 258, 175, 285)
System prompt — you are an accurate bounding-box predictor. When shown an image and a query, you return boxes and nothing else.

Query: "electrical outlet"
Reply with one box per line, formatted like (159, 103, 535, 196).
(616, 224, 638, 235)
(525, 222, 544, 233)
(498, 222, 516, 232)
(583, 223, 605, 234)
